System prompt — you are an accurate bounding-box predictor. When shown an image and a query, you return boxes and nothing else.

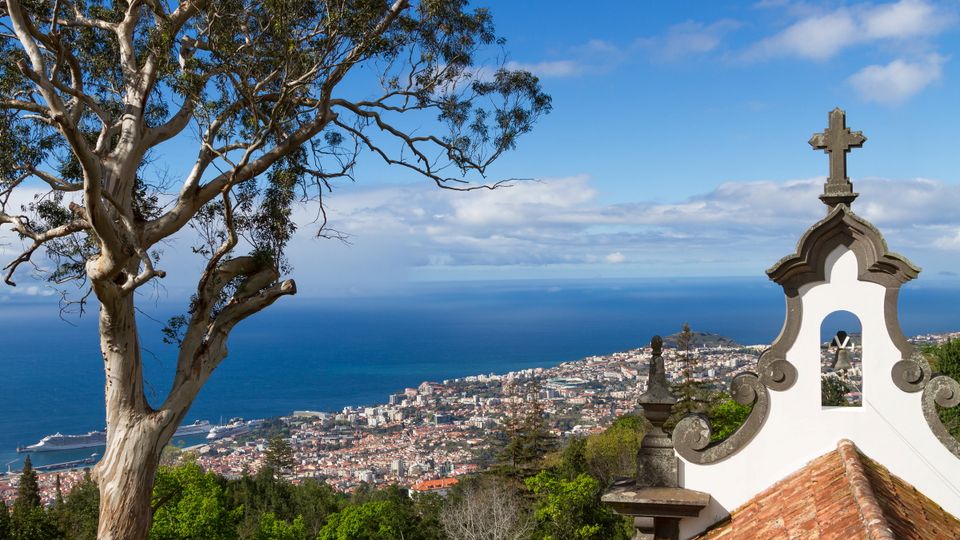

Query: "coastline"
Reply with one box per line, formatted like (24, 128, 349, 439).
(8, 329, 956, 502)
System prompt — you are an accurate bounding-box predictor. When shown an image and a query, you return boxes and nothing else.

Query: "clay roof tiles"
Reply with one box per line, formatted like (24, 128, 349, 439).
(409, 477, 458, 492)
(694, 439, 960, 539)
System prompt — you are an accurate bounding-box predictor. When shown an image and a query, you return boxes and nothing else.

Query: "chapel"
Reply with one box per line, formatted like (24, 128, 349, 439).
(603, 108, 960, 540)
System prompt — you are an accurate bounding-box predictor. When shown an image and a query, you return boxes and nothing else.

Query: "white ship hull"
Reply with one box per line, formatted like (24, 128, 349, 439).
(19, 420, 211, 453)
(173, 420, 212, 438)
(18, 431, 106, 453)
(206, 419, 263, 440)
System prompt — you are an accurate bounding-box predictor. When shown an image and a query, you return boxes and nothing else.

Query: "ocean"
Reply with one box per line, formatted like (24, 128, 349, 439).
(1, 277, 958, 468)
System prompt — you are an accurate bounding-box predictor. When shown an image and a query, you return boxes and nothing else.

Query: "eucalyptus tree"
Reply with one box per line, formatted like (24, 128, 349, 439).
(0, 0, 550, 537)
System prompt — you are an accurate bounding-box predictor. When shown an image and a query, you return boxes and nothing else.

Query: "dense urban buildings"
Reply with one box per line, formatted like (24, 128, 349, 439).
(5, 330, 956, 504)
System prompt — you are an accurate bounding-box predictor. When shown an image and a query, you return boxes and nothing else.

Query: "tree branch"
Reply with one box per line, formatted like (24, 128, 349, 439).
(0, 211, 87, 285)
(144, 107, 337, 247)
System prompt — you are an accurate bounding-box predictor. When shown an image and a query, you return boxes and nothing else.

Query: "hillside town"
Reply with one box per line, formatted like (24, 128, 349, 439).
(5, 329, 957, 506)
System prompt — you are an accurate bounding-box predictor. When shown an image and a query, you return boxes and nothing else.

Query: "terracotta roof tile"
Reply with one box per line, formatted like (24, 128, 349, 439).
(409, 477, 458, 492)
(694, 439, 960, 539)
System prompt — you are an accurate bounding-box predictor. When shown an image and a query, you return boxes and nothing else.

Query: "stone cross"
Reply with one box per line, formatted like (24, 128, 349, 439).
(809, 107, 866, 207)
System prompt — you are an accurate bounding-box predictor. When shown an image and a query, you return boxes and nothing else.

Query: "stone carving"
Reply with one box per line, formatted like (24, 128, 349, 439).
(809, 107, 866, 207)
(921, 376, 960, 458)
(757, 351, 799, 392)
(636, 335, 680, 488)
(767, 205, 920, 293)
(891, 353, 932, 393)
(674, 372, 770, 464)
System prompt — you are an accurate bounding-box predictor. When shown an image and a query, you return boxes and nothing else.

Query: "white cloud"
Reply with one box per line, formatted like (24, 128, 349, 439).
(295, 175, 960, 285)
(505, 60, 582, 78)
(848, 55, 945, 103)
(505, 40, 625, 79)
(934, 229, 960, 250)
(639, 20, 742, 61)
(744, 0, 953, 61)
(6, 175, 958, 298)
(862, 0, 942, 39)
(604, 252, 627, 264)
(747, 12, 858, 60)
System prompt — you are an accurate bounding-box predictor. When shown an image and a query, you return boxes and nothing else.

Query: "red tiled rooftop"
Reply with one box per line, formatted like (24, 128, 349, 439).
(409, 477, 458, 492)
(695, 439, 960, 539)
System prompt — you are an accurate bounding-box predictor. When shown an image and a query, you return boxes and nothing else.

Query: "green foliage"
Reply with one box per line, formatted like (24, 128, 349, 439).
(9, 507, 59, 540)
(2, 1, 550, 536)
(926, 339, 960, 439)
(318, 485, 440, 540)
(228, 468, 296, 538)
(409, 493, 445, 540)
(821, 375, 849, 407)
(150, 462, 242, 540)
(316, 500, 414, 540)
(9, 457, 59, 540)
(263, 436, 295, 480)
(549, 437, 588, 480)
(2, 0, 551, 303)
(928, 339, 960, 376)
(288, 480, 343, 538)
(525, 471, 630, 540)
(665, 323, 711, 432)
(252, 513, 307, 540)
(53, 473, 99, 540)
(497, 384, 557, 476)
(13, 457, 40, 514)
(0, 504, 9, 540)
(582, 415, 645, 486)
(227, 470, 343, 539)
(707, 393, 753, 442)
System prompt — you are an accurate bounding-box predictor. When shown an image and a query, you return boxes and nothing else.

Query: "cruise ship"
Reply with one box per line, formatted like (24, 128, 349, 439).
(207, 418, 263, 440)
(172, 420, 212, 437)
(18, 431, 106, 453)
(19, 420, 212, 452)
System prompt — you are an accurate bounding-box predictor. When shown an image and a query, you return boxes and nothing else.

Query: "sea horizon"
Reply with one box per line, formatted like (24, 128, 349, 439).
(3, 276, 959, 468)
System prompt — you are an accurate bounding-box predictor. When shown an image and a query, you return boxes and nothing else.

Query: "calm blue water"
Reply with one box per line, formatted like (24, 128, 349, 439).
(1, 277, 957, 468)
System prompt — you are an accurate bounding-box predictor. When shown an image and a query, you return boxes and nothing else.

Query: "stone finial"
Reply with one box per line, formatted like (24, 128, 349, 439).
(637, 335, 679, 488)
(640, 335, 678, 414)
(809, 107, 866, 208)
(601, 336, 710, 540)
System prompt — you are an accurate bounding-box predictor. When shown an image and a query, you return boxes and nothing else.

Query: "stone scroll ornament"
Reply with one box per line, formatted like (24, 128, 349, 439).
(673, 301, 799, 465)
(673, 370, 771, 465)
(893, 354, 960, 458)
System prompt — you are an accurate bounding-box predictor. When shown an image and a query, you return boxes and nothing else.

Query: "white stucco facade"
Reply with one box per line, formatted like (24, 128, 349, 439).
(679, 246, 960, 539)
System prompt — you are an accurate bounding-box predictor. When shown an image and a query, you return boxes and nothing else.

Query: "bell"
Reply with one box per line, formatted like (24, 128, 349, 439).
(832, 348, 852, 371)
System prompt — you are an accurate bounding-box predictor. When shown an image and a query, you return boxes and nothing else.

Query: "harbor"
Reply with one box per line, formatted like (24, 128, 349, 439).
(8, 419, 218, 471)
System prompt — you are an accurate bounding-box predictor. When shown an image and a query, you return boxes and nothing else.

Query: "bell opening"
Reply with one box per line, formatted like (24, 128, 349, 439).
(820, 310, 863, 408)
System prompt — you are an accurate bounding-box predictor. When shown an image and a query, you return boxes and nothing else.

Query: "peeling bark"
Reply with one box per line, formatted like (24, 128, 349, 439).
(92, 289, 178, 540)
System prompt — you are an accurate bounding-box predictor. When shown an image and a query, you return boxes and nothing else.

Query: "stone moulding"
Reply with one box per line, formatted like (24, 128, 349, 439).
(922, 376, 960, 458)
(766, 205, 920, 292)
(674, 372, 770, 464)
(891, 354, 932, 393)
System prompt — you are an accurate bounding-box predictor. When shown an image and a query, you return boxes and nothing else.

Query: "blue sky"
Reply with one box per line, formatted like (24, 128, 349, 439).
(478, 0, 960, 199)
(286, 0, 960, 295)
(2, 0, 960, 301)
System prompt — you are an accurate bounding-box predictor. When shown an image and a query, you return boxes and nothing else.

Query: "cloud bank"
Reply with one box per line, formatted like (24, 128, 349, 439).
(744, 0, 951, 61)
(271, 175, 960, 291)
(2, 176, 958, 299)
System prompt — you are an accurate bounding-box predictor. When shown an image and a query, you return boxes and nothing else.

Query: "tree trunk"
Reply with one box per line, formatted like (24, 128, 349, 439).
(92, 288, 173, 540)
(95, 420, 164, 540)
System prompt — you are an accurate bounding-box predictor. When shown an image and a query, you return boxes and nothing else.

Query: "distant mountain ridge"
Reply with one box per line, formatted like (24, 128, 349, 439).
(662, 331, 740, 348)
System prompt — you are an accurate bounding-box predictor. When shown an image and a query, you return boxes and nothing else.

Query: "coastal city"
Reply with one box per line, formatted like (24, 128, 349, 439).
(3, 330, 958, 505)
